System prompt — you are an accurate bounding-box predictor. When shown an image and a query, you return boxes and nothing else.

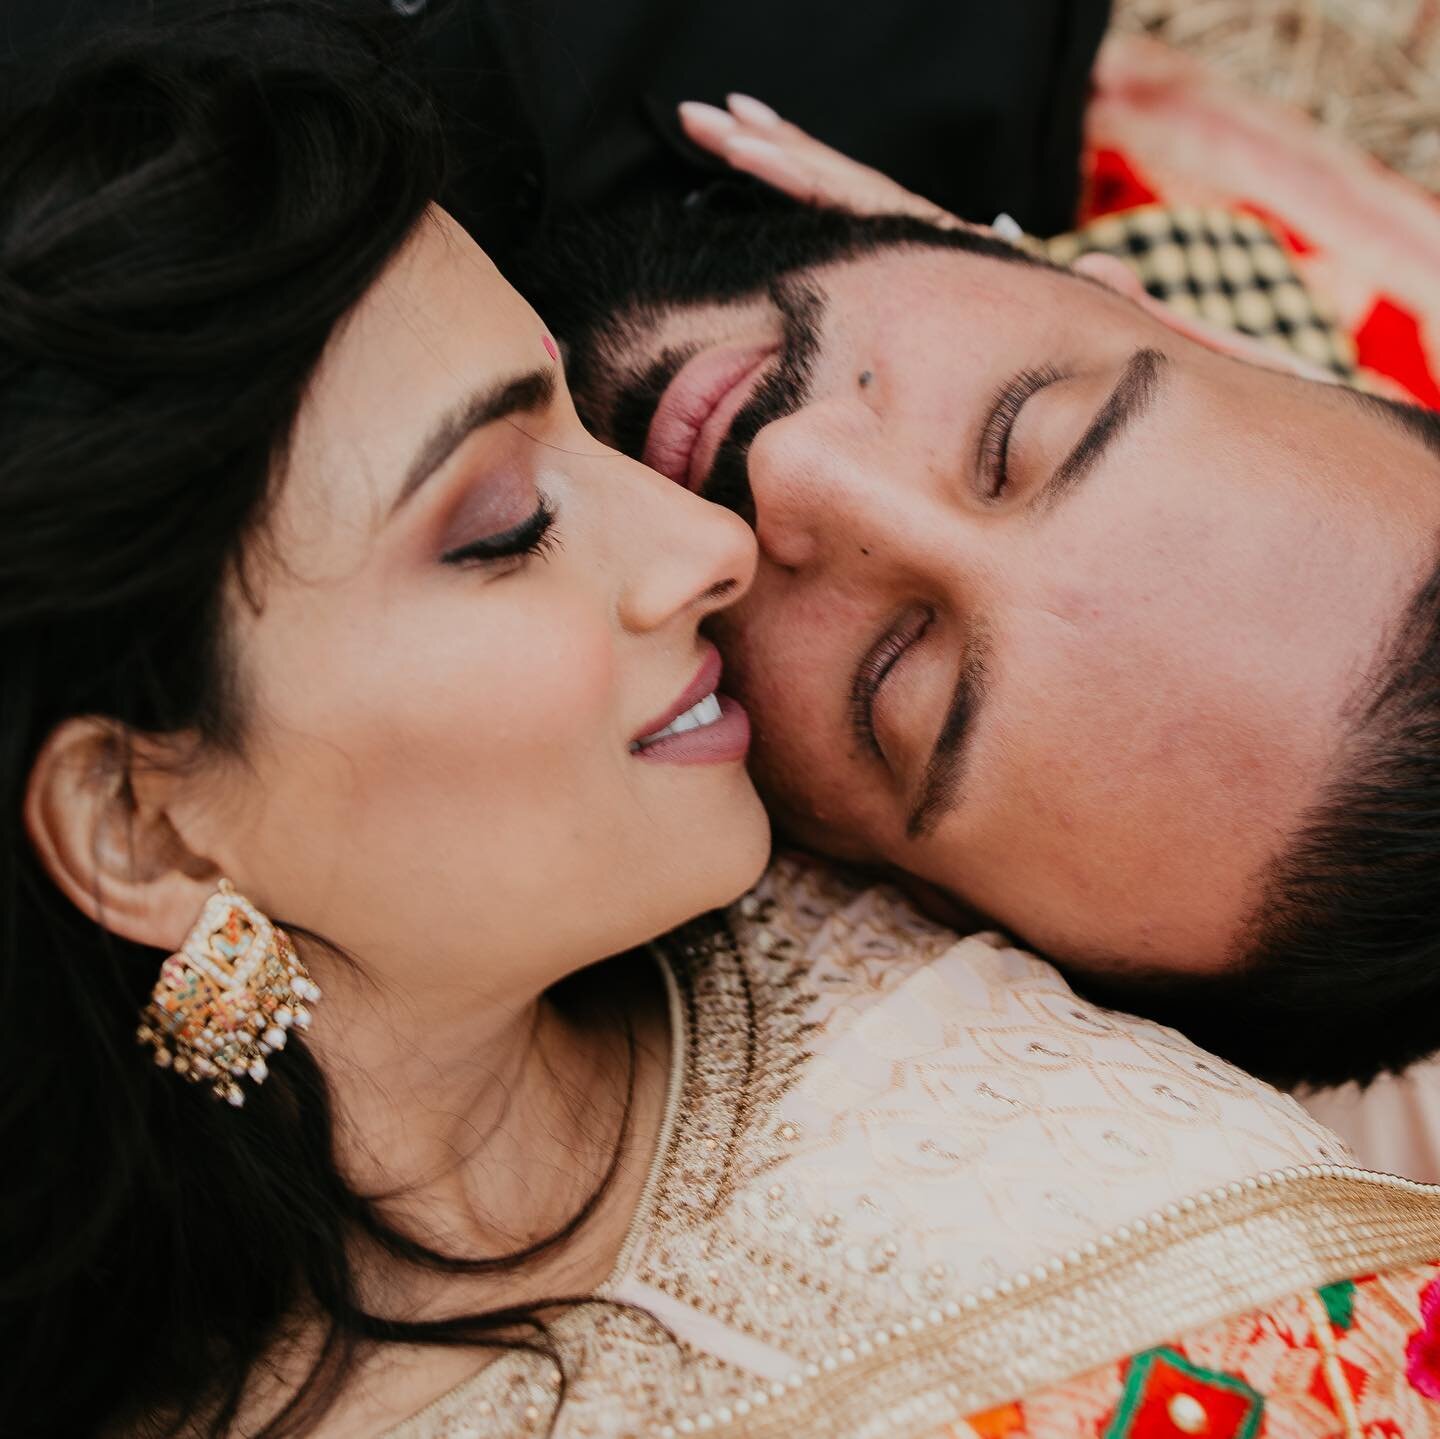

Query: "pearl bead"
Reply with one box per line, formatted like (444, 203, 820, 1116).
(1168, 1393, 1208, 1433)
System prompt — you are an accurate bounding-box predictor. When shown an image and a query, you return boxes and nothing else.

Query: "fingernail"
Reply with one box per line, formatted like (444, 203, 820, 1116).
(990, 212, 1024, 242)
(727, 92, 781, 126)
(678, 100, 738, 134)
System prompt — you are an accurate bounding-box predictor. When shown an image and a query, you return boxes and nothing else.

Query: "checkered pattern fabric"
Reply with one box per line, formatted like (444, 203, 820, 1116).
(1044, 204, 1357, 383)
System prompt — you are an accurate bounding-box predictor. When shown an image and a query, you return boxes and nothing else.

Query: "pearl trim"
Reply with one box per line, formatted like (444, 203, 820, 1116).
(651, 1161, 1440, 1438)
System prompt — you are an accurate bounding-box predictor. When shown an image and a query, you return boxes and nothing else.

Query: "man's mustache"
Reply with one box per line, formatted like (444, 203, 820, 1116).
(606, 278, 826, 527)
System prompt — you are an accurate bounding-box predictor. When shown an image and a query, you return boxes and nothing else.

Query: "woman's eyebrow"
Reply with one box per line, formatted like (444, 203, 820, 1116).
(391, 367, 556, 513)
(1035, 346, 1168, 515)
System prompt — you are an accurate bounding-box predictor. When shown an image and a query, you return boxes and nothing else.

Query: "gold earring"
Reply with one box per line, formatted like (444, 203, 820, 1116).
(136, 880, 321, 1107)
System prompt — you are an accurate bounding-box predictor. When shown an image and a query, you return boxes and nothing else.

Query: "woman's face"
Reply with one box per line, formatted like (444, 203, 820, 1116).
(193, 209, 767, 1000)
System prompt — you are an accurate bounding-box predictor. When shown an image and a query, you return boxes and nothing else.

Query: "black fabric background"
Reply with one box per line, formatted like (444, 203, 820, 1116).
(2, 0, 1111, 271)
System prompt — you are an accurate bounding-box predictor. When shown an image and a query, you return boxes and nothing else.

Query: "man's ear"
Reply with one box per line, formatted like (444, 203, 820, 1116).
(1071, 251, 1339, 384)
(24, 717, 222, 953)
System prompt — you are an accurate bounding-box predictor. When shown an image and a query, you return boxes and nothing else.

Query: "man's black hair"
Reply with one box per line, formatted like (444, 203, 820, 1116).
(1075, 394, 1440, 1090)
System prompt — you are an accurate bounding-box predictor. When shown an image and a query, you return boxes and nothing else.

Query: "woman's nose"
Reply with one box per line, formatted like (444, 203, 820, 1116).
(615, 460, 759, 635)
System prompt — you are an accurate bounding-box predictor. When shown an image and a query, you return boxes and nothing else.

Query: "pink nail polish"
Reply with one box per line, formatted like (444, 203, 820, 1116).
(727, 93, 781, 127)
(678, 100, 737, 133)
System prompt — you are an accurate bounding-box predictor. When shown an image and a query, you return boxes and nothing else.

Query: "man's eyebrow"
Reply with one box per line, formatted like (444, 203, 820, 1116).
(1036, 347, 1168, 514)
(906, 631, 992, 841)
(391, 366, 556, 513)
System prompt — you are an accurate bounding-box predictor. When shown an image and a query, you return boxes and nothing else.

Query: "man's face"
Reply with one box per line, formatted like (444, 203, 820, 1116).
(555, 214, 1440, 975)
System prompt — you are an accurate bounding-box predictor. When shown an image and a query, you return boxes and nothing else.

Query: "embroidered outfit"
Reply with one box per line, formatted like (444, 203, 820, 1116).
(383, 857, 1440, 1438)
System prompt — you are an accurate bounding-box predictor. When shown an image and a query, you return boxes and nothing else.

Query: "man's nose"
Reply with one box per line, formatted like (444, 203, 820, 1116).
(744, 410, 921, 572)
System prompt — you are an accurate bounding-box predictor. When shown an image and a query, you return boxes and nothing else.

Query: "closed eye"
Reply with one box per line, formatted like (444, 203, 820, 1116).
(977, 364, 1063, 498)
(441, 495, 561, 568)
(850, 605, 934, 762)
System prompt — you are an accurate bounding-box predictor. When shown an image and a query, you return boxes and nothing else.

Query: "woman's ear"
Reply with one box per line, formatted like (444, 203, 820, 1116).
(1071, 250, 1338, 384)
(24, 717, 221, 952)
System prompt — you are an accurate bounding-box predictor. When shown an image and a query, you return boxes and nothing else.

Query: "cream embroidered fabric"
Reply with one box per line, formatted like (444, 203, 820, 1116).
(385, 855, 1351, 1439)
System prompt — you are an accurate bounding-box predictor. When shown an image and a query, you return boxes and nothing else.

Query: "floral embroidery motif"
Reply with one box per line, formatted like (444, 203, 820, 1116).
(1407, 1275, 1440, 1400)
(1101, 1348, 1263, 1439)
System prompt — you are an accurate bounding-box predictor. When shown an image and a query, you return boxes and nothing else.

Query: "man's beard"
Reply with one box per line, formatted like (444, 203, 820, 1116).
(513, 185, 848, 462)
(512, 180, 1033, 467)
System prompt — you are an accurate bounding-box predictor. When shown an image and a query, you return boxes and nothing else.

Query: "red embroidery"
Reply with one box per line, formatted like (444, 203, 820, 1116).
(1407, 1275, 1440, 1400)
(1234, 200, 1318, 256)
(1082, 148, 1161, 222)
(1354, 296, 1440, 410)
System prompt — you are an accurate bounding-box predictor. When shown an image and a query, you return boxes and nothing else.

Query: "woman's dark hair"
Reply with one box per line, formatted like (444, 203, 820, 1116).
(0, 7, 632, 1435)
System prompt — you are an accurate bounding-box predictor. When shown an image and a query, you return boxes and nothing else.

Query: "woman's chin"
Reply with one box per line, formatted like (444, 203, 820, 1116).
(666, 781, 773, 931)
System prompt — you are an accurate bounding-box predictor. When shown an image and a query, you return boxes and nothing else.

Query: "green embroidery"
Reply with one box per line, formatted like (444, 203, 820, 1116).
(1318, 1279, 1356, 1330)
(1102, 1346, 1264, 1439)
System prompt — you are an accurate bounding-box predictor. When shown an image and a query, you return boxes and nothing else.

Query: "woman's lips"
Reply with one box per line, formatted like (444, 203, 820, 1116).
(631, 695, 750, 766)
(642, 343, 776, 493)
(629, 645, 751, 766)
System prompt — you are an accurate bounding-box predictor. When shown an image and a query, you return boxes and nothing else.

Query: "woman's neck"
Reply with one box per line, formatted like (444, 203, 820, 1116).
(319, 951, 674, 1309)
(224, 953, 675, 1438)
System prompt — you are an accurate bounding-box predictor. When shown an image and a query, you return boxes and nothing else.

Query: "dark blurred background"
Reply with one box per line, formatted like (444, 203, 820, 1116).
(1, 0, 1110, 274)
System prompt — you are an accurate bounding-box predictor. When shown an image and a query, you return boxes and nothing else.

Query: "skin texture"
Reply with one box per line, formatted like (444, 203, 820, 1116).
(574, 242, 1440, 975)
(25, 207, 767, 1430)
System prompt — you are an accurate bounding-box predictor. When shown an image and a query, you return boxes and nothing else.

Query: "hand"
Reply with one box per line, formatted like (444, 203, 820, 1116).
(678, 94, 972, 232)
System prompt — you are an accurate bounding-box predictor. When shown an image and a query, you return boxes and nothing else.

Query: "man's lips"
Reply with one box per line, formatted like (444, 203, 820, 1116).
(641, 343, 775, 492)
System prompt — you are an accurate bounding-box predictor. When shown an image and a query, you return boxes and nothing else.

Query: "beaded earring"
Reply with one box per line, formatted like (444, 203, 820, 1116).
(136, 880, 321, 1107)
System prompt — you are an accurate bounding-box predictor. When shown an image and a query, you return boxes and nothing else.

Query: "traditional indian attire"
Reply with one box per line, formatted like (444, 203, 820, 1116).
(385, 857, 1440, 1438)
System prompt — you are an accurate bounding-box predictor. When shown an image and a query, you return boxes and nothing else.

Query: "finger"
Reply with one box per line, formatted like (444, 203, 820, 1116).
(723, 135, 828, 207)
(724, 96, 874, 172)
(678, 100, 740, 159)
(725, 93, 782, 128)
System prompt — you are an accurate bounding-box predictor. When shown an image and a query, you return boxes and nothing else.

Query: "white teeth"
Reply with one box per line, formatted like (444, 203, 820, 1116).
(634, 692, 723, 749)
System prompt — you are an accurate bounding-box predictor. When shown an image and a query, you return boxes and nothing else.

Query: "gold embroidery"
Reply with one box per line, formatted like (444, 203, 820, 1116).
(382, 857, 1401, 1439)
(1302, 1288, 1362, 1439)
(688, 1167, 1440, 1439)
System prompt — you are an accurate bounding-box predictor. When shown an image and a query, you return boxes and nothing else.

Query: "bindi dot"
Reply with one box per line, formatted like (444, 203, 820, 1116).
(542, 333, 559, 363)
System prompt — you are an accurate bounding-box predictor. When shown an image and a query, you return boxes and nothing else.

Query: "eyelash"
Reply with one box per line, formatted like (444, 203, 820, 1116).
(852, 606, 934, 760)
(979, 364, 1063, 498)
(441, 494, 561, 569)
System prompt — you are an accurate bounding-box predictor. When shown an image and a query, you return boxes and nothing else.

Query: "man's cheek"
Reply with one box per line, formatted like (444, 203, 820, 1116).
(748, 740, 881, 863)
